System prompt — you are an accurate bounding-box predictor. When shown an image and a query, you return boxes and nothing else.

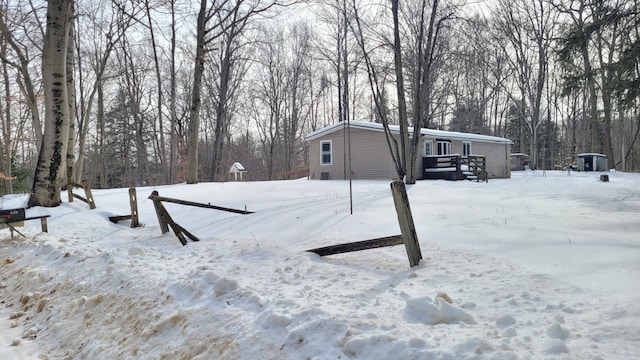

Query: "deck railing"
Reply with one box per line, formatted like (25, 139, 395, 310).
(423, 154, 488, 182)
(461, 155, 488, 182)
(422, 155, 463, 180)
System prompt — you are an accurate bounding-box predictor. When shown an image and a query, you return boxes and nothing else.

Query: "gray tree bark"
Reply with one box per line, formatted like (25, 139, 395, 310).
(186, 0, 207, 184)
(29, 0, 73, 207)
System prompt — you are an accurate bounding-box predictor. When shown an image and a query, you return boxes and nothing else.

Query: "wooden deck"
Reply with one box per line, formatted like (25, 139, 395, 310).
(422, 155, 487, 182)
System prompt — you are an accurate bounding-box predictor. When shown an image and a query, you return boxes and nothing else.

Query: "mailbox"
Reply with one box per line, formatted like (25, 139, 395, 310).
(0, 208, 26, 222)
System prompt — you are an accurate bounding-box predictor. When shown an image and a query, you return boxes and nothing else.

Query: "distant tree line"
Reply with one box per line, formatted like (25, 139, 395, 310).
(0, 0, 638, 198)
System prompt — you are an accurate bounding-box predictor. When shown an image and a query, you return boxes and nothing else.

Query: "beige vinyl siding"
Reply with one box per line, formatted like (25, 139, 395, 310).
(308, 123, 512, 180)
(309, 127, 399, 180)
(465, 141, 511, 178)
(309, 129, 345, 180)
(349, 128, 398, 179)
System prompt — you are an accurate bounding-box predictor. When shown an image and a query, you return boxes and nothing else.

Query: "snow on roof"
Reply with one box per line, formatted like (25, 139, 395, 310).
(577, 153, 607, 157)
(306, 120, 513, 144)
(229, 162, 246, 172)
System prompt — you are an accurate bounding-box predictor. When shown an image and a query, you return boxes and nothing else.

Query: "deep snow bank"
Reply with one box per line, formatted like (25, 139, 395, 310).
(1, 172, 639, 359)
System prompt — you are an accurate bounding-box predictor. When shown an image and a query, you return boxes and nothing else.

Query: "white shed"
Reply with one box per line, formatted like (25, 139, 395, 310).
(577, 153, 608, 172)
(229, 162, 247, 181)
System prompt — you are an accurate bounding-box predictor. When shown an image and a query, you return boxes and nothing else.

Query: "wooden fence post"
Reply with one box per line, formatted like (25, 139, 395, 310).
(82, 180, 96, 209)
(67, 169, 73, 203)
(129, 187, 139, 228)
(150, 190, 169, 234)
(390, 180, 422, 267)
(148, 191, 199, 245)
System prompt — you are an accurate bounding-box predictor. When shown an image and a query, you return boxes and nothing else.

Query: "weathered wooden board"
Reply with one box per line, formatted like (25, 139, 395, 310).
(390, 180, 423, 267)
(306, 235, 404, 256)
(147, 194, 253, 215)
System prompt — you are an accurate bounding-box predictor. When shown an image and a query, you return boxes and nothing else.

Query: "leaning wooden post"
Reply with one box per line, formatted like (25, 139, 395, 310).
(390, 180, 422, 267)
(82, 180, 96, 209)
(150, 190, 169, 234)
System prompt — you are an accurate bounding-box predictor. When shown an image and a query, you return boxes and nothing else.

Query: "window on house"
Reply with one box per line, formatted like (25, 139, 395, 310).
(463, 141, 472, 156)
(321, 140, 332, 165)
(424, 141, 433, 156)
(436, 140, 451, 155)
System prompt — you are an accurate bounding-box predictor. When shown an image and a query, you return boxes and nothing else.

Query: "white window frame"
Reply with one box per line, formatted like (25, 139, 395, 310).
(320, 140, 332, 165)
(437, 140, 451, 155)
(463, 141, 472, 156)
(424, 140, 433, 156)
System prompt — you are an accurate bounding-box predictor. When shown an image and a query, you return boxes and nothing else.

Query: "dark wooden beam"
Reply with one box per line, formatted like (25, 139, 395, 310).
(147, 194, 253, 214)
(306, 235, 404, 256)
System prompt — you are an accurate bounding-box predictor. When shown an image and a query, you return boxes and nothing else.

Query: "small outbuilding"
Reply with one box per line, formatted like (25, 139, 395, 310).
(577, 153, 608, 172)
(510, 153, 529, 171)
(229, 162, 247, 181)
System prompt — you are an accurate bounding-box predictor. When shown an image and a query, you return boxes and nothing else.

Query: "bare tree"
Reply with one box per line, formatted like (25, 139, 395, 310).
(405, 0, 459, 183)
(0, 0, 45, 150)
(554, 0, 640, 169)
(253, 26, 285, 180)
(350, 0, 422, 266)
(492, 0, 556, 169)
(208, 7, 255, 181)
(282, 22, 315, 172)
(553, 0, 601, 157)
(186, 0, 285, 184)
(29, 0, 74, 207)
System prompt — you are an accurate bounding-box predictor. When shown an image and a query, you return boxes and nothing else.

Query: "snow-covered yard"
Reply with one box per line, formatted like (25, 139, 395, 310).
(1, 170, 639, 359)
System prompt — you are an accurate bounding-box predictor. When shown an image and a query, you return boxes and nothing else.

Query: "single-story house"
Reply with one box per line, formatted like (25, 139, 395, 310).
(577, 153, 608, 172)
(306, 120, 512, 181)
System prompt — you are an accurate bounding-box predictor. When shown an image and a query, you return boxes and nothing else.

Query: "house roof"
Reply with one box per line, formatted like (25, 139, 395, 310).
(306, 120, 513, 144)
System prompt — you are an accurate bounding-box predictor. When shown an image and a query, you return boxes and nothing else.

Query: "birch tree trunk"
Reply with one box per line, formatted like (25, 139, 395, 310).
(29, 0, 73, 207)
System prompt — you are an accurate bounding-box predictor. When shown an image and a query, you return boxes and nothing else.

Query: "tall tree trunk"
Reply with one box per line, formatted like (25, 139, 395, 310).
(596, 23, 616, 168)
(581, 39, 599, 153)
(409, 0, 440, 184)
(212, 41, 232, 182)
(391, 0, 408, 181)
(144, 0, 166, 183)
(169, 0, 178, 184)
(29, 0, 73, 207)
(97, 84, 106, 188)
(66, 13, 77, 201)
(1, 38, 12, 193)
(186, 0, 208, 184)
